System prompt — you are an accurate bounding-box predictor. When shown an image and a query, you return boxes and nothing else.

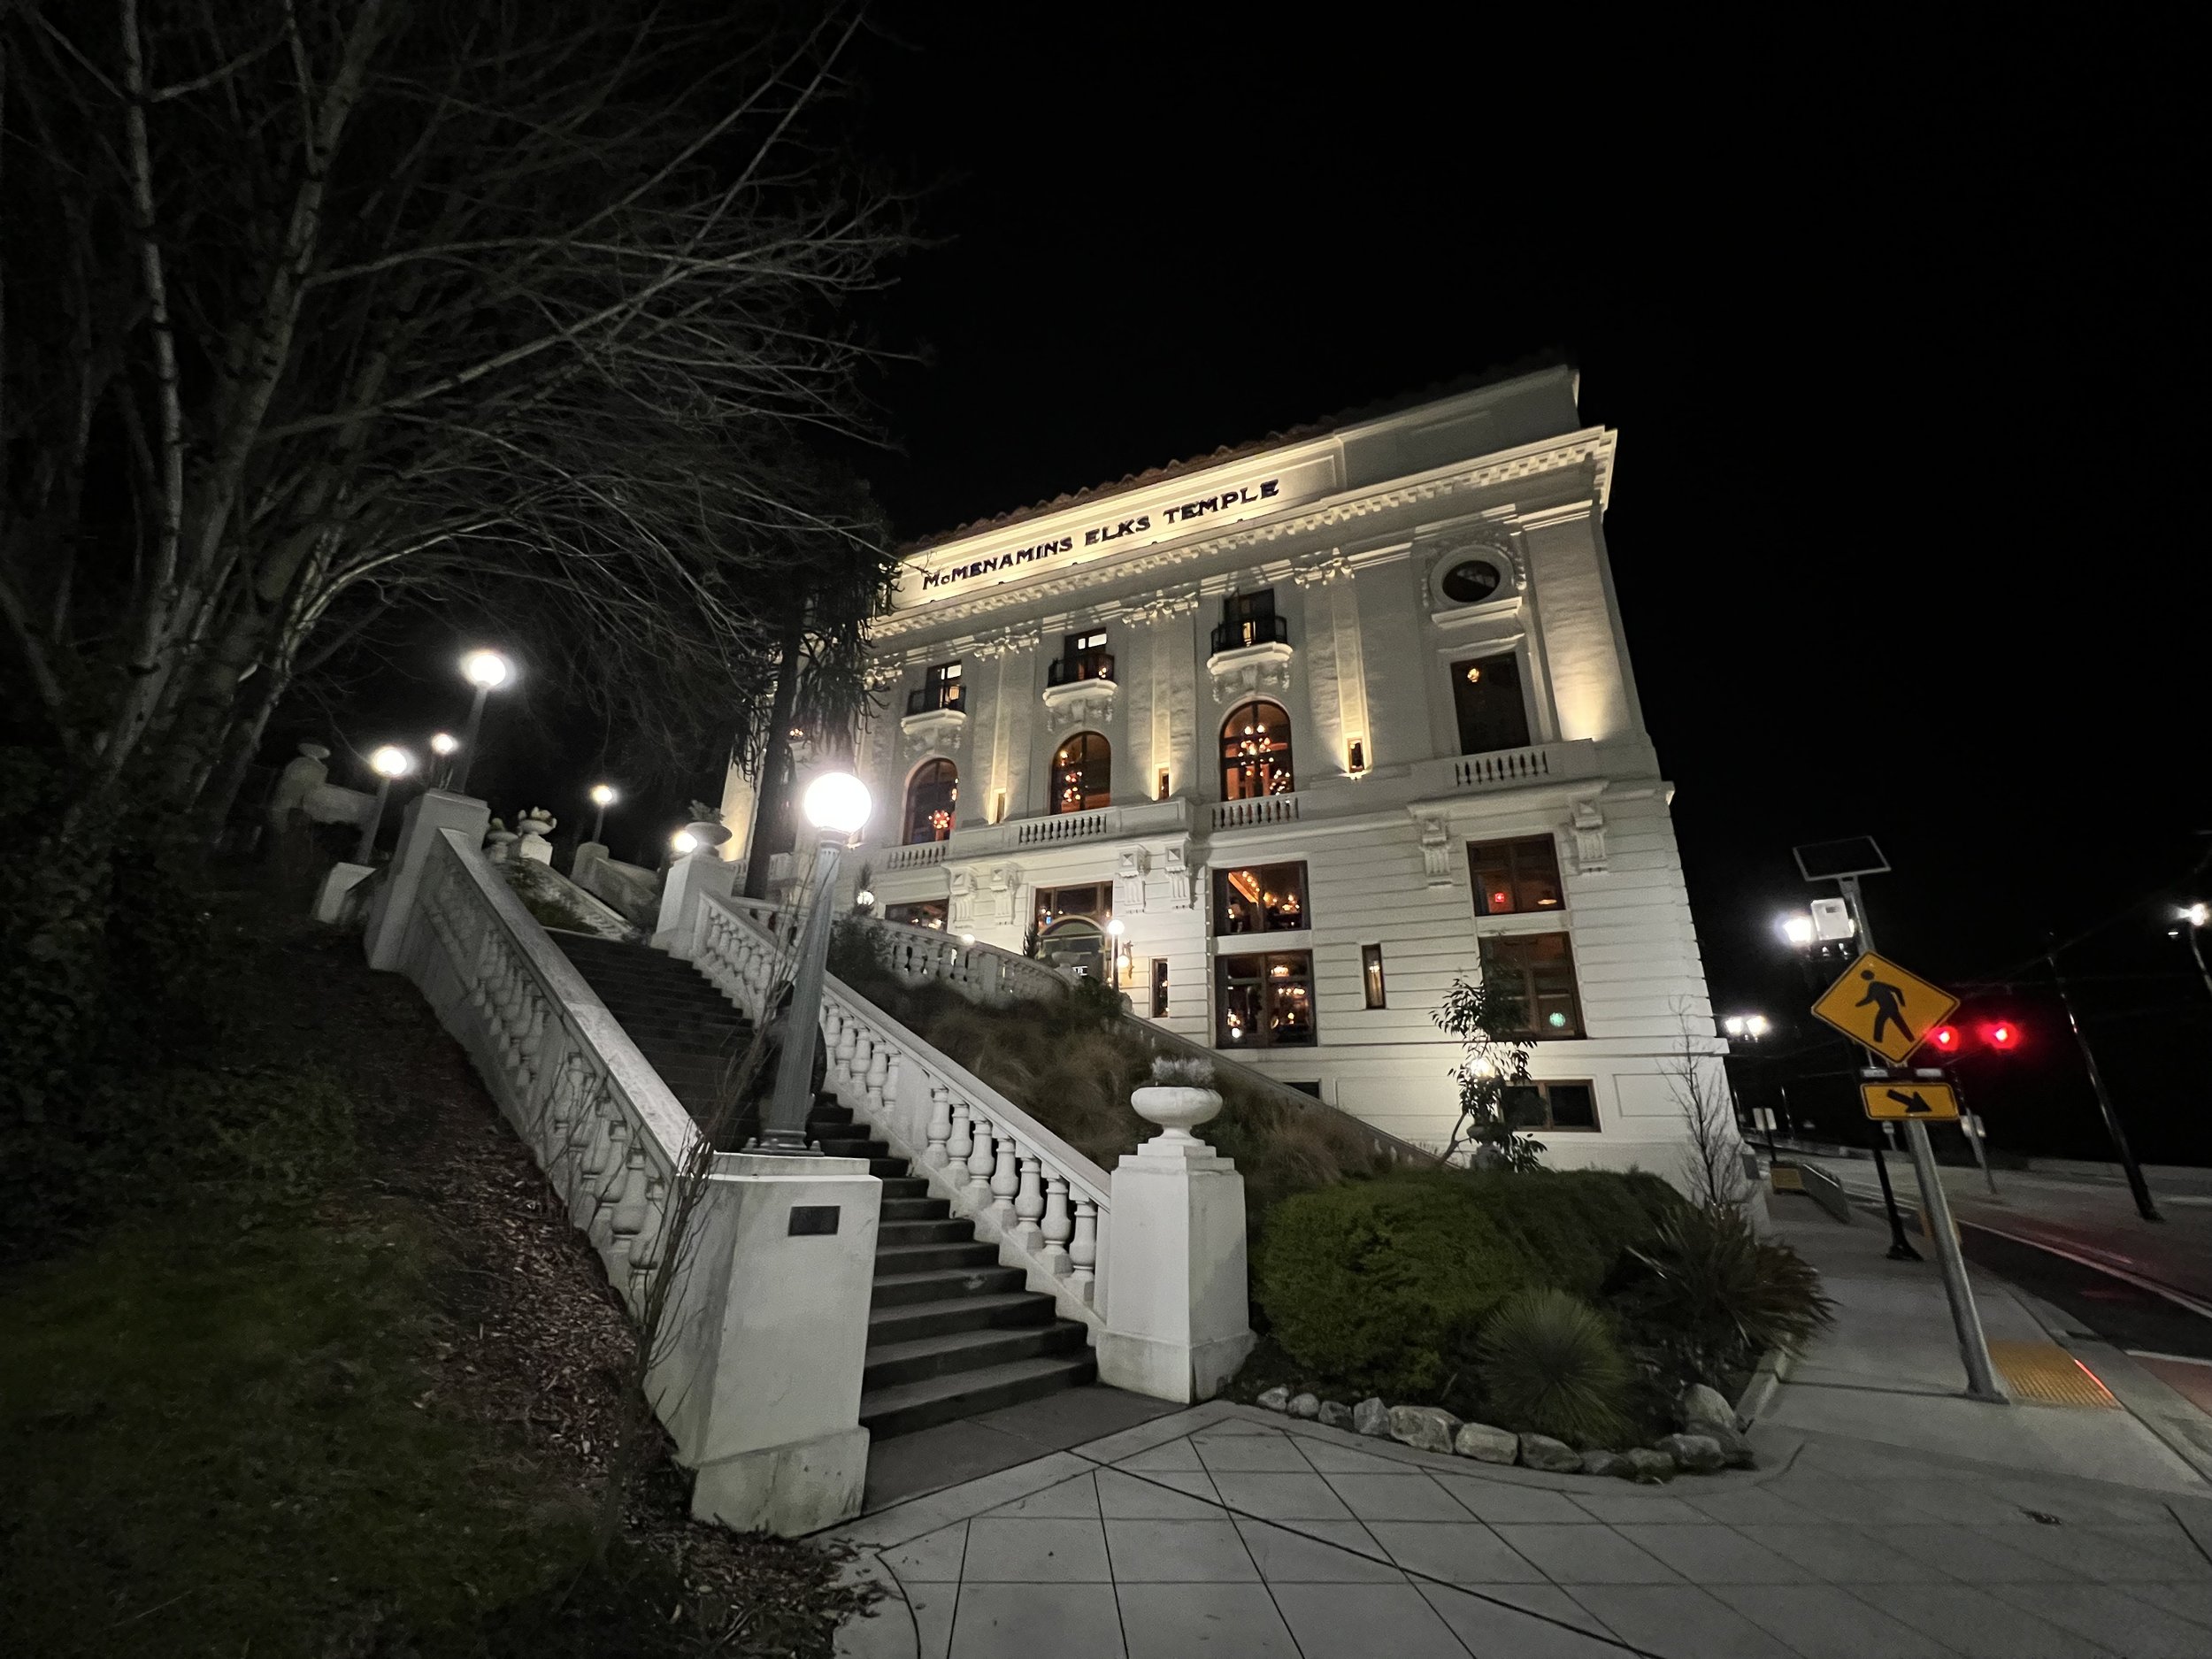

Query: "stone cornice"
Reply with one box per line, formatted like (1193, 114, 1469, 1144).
(867, 428, 1614, 645)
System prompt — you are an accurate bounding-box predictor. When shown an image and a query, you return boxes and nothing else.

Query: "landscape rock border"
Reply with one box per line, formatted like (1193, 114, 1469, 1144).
(1252, 1382, 1757, 1481)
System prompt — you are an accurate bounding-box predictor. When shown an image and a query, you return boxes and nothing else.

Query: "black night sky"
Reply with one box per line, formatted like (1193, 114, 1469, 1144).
(336, 12, 2211, 1164)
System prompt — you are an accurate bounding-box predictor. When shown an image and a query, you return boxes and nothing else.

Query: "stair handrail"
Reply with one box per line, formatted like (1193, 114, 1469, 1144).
(850, 912, 1430, 1169)
(412, 829, 702, 1300)
(691, 890, 1112, 1322)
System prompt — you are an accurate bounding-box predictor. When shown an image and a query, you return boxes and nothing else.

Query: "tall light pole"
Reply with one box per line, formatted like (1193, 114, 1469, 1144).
(2049, 934, 2160, 1223)
(356, 746, 415, 864)
(588, 782, 617, 845)
(450, 649, 512, 794)
(429, 731, 458, 788)
(2177, 902, 2212, 1006)
(761, 772, 872, 1155)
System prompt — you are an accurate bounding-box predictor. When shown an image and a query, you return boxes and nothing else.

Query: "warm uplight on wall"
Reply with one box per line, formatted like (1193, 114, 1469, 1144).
(991, 790, 1007, 825)
(1347, 738, 1368, 774)
(1464, 664, 1483, 684)
(1157, 769, 1171, 801)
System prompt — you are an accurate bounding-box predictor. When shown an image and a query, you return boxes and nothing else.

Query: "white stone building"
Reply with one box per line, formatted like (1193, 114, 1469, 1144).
(738, 366, 1719, 1169)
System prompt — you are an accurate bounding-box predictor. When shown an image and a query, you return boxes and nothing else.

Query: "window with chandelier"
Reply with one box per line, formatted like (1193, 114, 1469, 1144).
(1050, 731, 1110, 813)
(902, 759, 957, 844)
(1220, 699, 1294, 799)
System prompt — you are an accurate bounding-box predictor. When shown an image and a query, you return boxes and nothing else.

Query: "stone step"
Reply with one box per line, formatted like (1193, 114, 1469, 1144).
(867, 1290, 1053, 1345)
(816, 1137, 890, 1162)
(874, 1239, 999, 1275)
(869, 1263, 1029, 1306)
(859, 1354, 1097, 1439)
(878, 1217, 978, 1247)
(861, 1321, 1089, 1391)
(880, 1196, 952, 1223)
(878, 1177, 931, 1202)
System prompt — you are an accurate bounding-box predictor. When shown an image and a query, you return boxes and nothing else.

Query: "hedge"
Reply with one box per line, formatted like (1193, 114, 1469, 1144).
(1254, 1168, 1685, 1401)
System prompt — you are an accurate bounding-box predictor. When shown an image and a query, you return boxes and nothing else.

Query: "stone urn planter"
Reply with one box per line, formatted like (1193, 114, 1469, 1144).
(1130, 1082, 1224, 1145)
(515, 807, 557, 864)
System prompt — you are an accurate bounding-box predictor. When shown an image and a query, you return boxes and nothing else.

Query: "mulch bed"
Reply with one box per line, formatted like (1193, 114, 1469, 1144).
(250, 895, 874, 1652)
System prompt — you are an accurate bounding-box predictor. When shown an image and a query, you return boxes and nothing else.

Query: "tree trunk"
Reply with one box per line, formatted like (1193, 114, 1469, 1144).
(741, 612, 806, 901)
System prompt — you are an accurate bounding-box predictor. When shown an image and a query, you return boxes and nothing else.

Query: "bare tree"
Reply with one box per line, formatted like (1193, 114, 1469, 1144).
(1, 0, 908, 829)
(1663, 997, 1750, 1210)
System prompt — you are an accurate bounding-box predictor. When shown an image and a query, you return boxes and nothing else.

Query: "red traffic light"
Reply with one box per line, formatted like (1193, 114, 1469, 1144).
(1924, 1025, 1962, 1055)
(1981, 1020, 2020, 1051)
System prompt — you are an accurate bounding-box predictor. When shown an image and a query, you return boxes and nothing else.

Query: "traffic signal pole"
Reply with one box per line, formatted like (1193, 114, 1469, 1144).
(1840, 877, 2005, 1404)
(2047, 939, 2161, 1224)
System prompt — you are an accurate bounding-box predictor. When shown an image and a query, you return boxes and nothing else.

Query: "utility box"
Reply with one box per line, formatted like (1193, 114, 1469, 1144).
(1811, 897, 1857, 941)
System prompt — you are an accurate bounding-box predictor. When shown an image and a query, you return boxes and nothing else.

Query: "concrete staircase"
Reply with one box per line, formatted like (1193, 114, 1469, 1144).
(550, 932, 1094, 1438)
(807, 1097, 1096, 1439)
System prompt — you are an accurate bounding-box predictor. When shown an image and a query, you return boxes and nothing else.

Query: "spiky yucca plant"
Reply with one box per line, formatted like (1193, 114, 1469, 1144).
(1627, 1204, 1833, 1367)
(1474, 1287, 1634, 1447)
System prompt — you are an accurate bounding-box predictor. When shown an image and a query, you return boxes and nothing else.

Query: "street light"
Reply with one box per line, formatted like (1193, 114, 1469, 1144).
(450, 649, 512, 794)
(1723, 1013, 1770, 1039)
(761, 771, 872, 1154)
(1778, 913, 1816, 948)
(2176, 903, 2212, 1006)
(357, 745, 415, 863)
(588, 782, 617, 844)
(1106, 918, 1125, 990)
(429, 731, 458, 788)
(671, 828, 699, 855)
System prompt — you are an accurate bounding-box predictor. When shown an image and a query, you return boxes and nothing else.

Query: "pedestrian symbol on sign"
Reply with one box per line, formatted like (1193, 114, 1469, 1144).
(1811, 951, 1960, 1063)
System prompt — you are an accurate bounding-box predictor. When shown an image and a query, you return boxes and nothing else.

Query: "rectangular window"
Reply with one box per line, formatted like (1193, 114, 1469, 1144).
(1212, 588, 1286, 652)
(1500, 1079, 1601, 1132)
(885, 900, 948, 930)
(1033, 883, 1109, 927)
(1451, 651, 1532, 755)
(1213, 863, 1310, 935)
(908, 660, 964, 715)
(1362, 943, 1386, 1008)
(1150, 957, 1170, 1018)
(1479, 932, 1585, 1040)
(1215, 951, 1317, 1048)
(1468, 835, 1563, 916)
(1050, 629, 1114, 686)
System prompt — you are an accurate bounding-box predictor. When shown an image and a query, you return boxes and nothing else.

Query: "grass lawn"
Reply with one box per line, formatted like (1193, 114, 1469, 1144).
(0, 876, 865, 1657)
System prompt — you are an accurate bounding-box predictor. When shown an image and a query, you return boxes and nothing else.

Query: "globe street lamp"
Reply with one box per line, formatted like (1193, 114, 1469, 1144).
(588, 782, 617, 844)
(357, 745, 415, 864)
(761, 772, 872, 1154)
(451, 649, 512, 794)
(429, 731, 459, 788)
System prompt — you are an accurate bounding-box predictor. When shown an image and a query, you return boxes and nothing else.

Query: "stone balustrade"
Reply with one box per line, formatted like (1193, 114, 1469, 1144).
(692, 891, 1113, 1325)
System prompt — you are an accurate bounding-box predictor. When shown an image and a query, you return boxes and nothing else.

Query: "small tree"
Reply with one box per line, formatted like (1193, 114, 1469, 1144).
(1665, 999, 1750, 1211)
(1433, 974, 1543, 1171)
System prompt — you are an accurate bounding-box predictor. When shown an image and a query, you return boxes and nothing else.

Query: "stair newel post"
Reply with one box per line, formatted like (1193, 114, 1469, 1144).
(964, 1112, 997, 1211)
(1040, 1175, 1072, 1276)
(925, 1086, 954, 1167)
(1014, 1152, 1046, 1251)
(1069, 1198, 1098, 1303)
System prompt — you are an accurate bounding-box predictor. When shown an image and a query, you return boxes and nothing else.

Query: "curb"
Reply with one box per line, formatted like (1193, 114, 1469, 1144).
(1732, 1344, 1797, 1428)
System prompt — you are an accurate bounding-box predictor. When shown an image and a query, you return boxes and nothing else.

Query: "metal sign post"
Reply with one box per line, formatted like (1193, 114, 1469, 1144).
(1833, 872, 2005, 1403)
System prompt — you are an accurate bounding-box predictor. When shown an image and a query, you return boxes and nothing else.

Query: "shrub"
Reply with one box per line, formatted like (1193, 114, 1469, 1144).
(1256, 1173, 1539, 1399)
(1622, 1203, 1834, 1378)
(1474, 1288, 1635, 1446)
(1255, 1167, 1686, 1402)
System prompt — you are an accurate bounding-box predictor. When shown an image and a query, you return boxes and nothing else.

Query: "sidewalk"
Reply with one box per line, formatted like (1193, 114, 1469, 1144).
(1760, 1204, 2212, 1493)
(829, 1398, 2212, 1658)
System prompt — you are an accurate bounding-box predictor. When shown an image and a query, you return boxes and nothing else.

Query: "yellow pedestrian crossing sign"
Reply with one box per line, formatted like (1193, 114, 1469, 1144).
(1810, 951, 1959, 1062)
(1862, 1080, 1962, 1122)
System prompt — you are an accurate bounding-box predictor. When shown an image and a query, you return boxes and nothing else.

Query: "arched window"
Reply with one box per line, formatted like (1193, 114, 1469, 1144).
(1051, 732, 1111, 814)
(1221, 701, 1294, 800)
(902, 759, 957, 844)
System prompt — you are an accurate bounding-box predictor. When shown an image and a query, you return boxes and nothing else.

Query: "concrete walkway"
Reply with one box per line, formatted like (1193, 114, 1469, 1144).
(828, 1400, 2212, 1657)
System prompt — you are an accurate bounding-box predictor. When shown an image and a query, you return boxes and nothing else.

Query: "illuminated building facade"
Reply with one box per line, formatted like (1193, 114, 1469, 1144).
(767, 368, 1719, 1164)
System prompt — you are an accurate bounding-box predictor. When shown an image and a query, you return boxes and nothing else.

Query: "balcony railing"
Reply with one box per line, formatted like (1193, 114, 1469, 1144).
(1210, 614, 1289, 654)
(1046, 650, 1114, 687)
(906, 681, 965, 715)
(1211, 793, 1302, 830)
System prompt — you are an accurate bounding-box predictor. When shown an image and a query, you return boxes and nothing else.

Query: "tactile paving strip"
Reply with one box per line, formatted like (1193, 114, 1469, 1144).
(1989, 1340, 2120, 1408)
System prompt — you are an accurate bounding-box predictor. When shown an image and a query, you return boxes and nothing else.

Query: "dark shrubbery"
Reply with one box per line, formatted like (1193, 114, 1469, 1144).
(1474, 1287, 1635, 1448)
(1617, 1202, 1835, 1378)
(1254, 1168, 1686, 1402)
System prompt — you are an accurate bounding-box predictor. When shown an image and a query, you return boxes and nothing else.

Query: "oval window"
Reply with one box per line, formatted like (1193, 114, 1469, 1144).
(1440, 559, 1502, 605)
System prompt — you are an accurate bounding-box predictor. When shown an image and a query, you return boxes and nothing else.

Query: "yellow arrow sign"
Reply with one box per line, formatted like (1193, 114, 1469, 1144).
(1862, 1080, 1962, 1122)
(1811, 950, 1960, 1062)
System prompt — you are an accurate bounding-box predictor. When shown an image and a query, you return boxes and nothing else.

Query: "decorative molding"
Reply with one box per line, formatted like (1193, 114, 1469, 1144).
(1125, 586, 1202, 625)
(899, 706, 968, 761)
(1113, 848, 1148, 916)
(1162, 844, 1194, 910)
(1417, 815, 1453, 888)
(1206, 640, 1294, 705)
(1040, 676, 1118, 733)
(972, 625, 1042, 662)
(866, 430, 1616, 642)
(1291, 549, 1354, 587)
(1570, 797, 1609, 874)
